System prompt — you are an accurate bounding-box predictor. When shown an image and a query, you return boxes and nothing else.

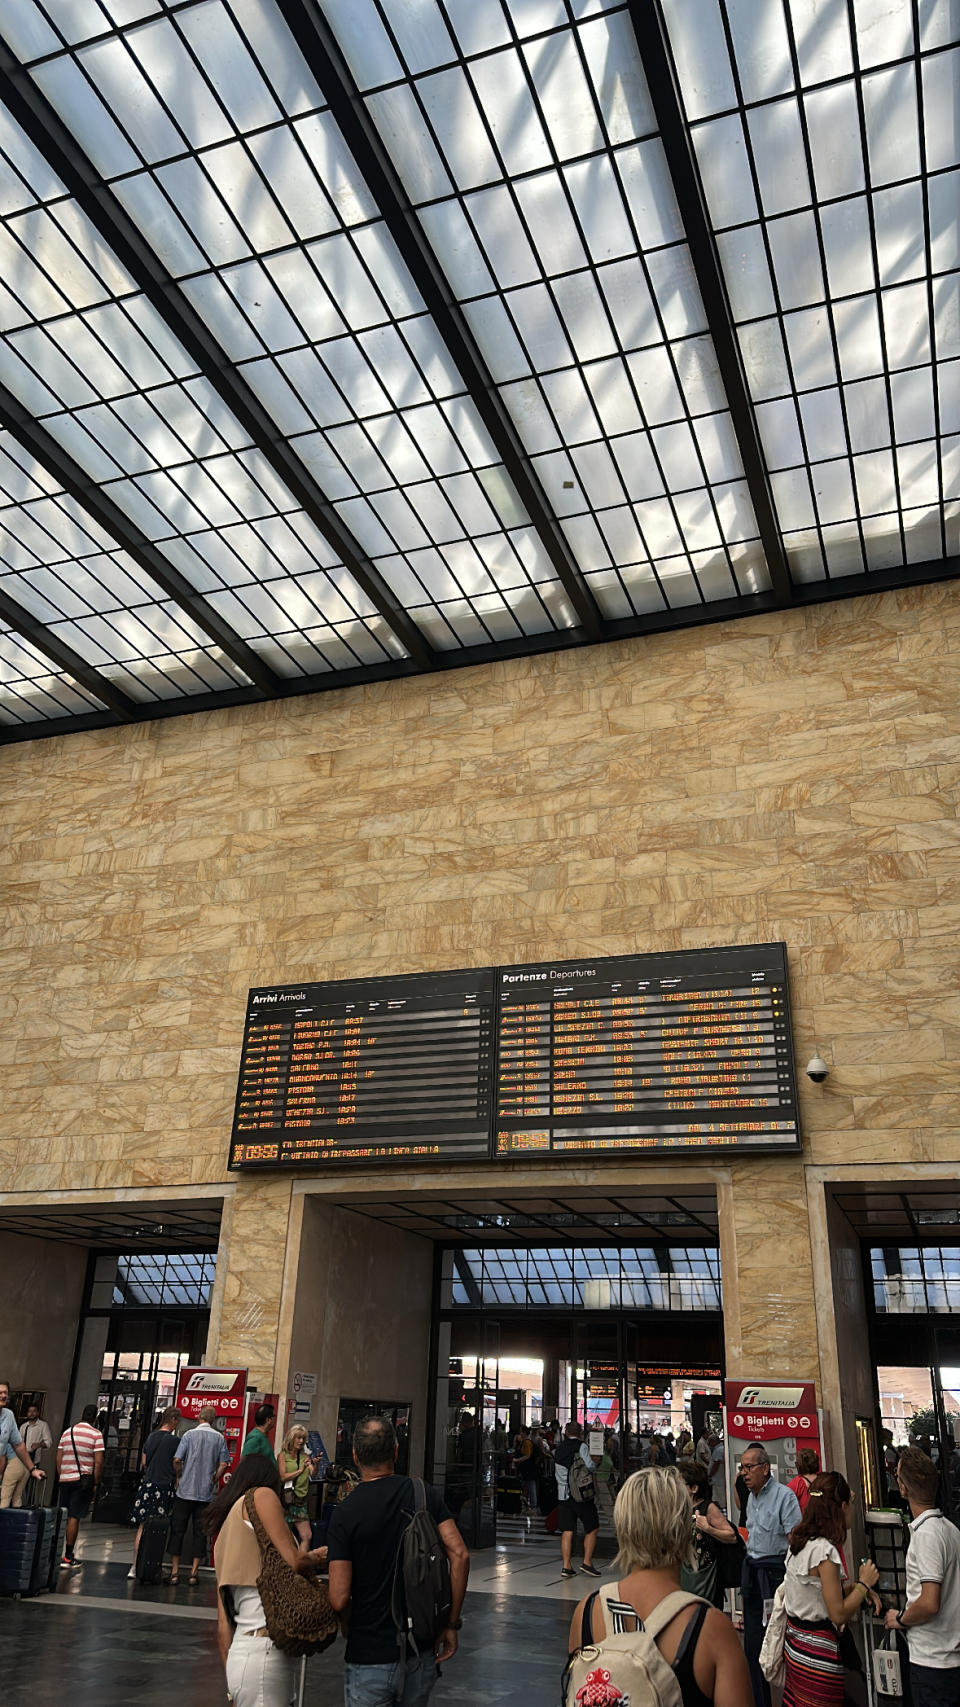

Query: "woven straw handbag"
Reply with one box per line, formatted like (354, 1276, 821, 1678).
(244, 1491, 338, 1657)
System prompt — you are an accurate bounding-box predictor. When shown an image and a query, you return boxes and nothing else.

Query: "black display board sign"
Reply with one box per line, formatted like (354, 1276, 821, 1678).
(228, 944, 799, 1170)
(230, 968, 495, 1167)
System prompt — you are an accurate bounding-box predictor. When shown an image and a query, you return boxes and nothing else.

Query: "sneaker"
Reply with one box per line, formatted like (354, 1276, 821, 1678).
(581, 1563, 602, 1577)
(560, 1566, 576, 1578)
(60, 1556, 73, 1569)
(127, 1567, 136, 1581)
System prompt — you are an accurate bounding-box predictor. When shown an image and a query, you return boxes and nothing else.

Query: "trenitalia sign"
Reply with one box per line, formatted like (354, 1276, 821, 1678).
(724, 1378, 817, 1439)
(175, 1366, 248, 1417)
(723, 1375, 822, 1500)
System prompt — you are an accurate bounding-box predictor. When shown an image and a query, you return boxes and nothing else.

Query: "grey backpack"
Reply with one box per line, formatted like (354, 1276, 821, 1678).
(569, 1452, 597, 1503)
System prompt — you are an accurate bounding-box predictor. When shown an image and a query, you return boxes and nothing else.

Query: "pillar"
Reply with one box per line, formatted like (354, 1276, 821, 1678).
(206, 1175, 299, 1393)
(718, 1158, 821, 1392)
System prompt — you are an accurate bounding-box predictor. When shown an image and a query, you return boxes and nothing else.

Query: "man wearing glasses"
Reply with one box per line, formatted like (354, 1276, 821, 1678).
(740, 1445, 802, 1707)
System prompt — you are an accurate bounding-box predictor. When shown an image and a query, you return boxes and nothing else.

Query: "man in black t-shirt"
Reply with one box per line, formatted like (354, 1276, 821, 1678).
(327, 1415, 469, 1707)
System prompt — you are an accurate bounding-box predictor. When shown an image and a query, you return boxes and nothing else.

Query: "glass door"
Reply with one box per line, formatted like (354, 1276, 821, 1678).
(95, 1348, 187, 1523)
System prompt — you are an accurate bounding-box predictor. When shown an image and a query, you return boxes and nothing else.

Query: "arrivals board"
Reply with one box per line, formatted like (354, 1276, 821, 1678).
(229, 943, 800, 1170)
(494, 945, 798, 1158)
(229, 968, 495, 1167)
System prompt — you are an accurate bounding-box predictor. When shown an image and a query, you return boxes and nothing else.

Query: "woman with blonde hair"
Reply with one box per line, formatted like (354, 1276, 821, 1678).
(567, 1466, 749, 1705)
(277, 1423, 317, 1551)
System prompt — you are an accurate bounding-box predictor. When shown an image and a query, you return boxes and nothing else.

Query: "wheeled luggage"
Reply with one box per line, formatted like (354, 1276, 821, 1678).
(495, 1474, 522, 1514)
(0, 1507, 46, 1597)
(135, 1514, 168, 1585)
(27, 1505, 59, 1594)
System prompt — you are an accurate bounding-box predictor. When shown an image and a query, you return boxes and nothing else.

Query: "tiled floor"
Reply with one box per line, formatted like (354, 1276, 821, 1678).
(0, 1512, 596, 1706)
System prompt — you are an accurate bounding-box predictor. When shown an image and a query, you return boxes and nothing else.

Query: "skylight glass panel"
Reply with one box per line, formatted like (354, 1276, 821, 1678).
(332, 0, 768, 619)
(17, 0, 567, 649)
(669, 0, 960, 582)
(0, 621, 106, 722)
(0, 109, 402, 679)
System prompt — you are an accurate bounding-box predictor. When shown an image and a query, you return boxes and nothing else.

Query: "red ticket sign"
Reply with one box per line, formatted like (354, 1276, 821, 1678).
(175, 1366, 250, 1473)
(175, 1366, 248, 1420)
(724, 1378, 818, 1444)
(724, 1376, 822, 1506)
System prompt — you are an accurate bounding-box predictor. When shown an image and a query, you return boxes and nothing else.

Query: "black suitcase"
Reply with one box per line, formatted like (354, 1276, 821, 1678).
(135, 1515, 168, 1585)
(0, 1508, 45, 1597)
(27, 1506, 57, 1595)
(496, 1475, 522, 1515)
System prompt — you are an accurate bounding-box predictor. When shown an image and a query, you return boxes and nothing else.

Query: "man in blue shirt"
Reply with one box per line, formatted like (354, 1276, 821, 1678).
(740, 1444, 802, 1707)
(168, 1406, 230, 1585)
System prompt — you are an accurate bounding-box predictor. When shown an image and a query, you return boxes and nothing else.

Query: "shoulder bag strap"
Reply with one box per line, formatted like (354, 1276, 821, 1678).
(244, 1489, 275, 1560)
(70, 1427, 82, 1477)
(580, 1590, 599, 1648)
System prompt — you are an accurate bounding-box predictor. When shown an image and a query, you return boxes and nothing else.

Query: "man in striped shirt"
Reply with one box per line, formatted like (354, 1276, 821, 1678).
(56, 1404, 105, 1567)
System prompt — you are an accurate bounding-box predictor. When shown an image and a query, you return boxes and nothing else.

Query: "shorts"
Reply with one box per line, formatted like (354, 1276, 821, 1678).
(559, 1497, 599, 1535)
(61, 1479, 95, 1521)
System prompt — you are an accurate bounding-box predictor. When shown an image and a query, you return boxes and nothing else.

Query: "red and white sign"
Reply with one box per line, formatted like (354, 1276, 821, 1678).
(175, 1366, 248, 1419)
(724, 1378, 818, 1443)
(724, 1375, 822, 1506)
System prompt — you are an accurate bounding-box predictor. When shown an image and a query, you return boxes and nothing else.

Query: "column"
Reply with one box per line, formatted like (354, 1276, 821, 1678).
(207, 1175, 298, 1393)
(717, 1158, 821, 1392)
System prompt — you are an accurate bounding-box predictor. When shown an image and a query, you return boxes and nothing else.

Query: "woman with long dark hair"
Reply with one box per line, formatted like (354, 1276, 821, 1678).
(204, 1455, 327, 1707)
(782, 1471, 879, 1707)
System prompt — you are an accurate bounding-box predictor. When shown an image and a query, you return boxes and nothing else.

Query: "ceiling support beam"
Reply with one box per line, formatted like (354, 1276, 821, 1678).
(3, 555, 960, 744)
(0, 383, 279, 695)
(626, 1, 794, 606)
(0, 36, 434, 674)
(275, 0, 605, 642)
(0, 584, 138, 720)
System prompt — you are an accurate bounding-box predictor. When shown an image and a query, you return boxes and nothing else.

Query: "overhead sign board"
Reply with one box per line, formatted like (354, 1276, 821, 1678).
(229, 944, 801, 1169)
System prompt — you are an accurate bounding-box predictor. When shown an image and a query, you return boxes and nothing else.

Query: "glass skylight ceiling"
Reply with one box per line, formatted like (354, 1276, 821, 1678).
(0, 0, 957, 736)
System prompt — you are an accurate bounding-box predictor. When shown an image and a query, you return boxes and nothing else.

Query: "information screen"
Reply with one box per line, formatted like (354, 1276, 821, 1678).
(494, 945, 798, 1157)
(229, 943, 800, 1170)
(229, 968, 495, 1168)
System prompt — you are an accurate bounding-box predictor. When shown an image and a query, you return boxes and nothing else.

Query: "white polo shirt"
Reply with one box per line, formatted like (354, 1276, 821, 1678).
(905, 1508, 960, 1669)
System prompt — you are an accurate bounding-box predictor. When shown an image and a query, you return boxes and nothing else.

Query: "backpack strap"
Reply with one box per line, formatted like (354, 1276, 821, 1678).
(579, 1590, 599, 1648)
(412, 1477, 426, 1514)
(639, 1589, 710, 1641)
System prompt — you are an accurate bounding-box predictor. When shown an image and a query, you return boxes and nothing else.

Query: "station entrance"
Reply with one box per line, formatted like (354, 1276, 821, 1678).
(429, 1241, 723, 1548)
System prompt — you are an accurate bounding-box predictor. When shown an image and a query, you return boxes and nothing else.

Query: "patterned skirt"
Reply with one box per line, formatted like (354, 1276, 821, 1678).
(783, 1616, 845, 1707)
(130, 1481, 175, 1526)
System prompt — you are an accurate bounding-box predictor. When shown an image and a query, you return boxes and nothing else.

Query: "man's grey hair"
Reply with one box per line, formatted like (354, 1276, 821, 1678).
(743, 1446, 771, 1466)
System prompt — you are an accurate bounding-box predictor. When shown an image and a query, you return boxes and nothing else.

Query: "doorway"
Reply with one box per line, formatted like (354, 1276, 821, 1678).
(868, 1244, 960, 1521)
(430, 1243, 723, 1548)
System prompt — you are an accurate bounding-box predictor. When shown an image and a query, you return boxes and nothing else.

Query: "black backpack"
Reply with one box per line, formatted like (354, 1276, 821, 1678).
(391, 1478, 452, 1661)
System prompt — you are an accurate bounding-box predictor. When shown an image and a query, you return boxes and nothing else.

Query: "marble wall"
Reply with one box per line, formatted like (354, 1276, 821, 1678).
(5, 581, 960, 1409)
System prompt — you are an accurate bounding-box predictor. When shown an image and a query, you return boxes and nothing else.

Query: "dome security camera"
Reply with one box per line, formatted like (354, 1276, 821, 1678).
(806, 1054, 829, 1083)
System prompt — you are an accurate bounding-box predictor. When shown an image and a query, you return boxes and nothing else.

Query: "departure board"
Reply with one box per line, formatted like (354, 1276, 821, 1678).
(494, 945, 798, 1157)
(229, 968, 495, 1168)
(229, 943, 800, 1170)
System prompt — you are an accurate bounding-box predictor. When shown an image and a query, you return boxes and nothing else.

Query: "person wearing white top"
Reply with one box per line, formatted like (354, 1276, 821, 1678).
(884, 1446, 960, 1707)
(781, 1470, 879, 1707)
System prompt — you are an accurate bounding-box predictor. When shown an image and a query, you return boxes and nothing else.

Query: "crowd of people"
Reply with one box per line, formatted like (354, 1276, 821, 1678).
(5, 1378, 960, 1707)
